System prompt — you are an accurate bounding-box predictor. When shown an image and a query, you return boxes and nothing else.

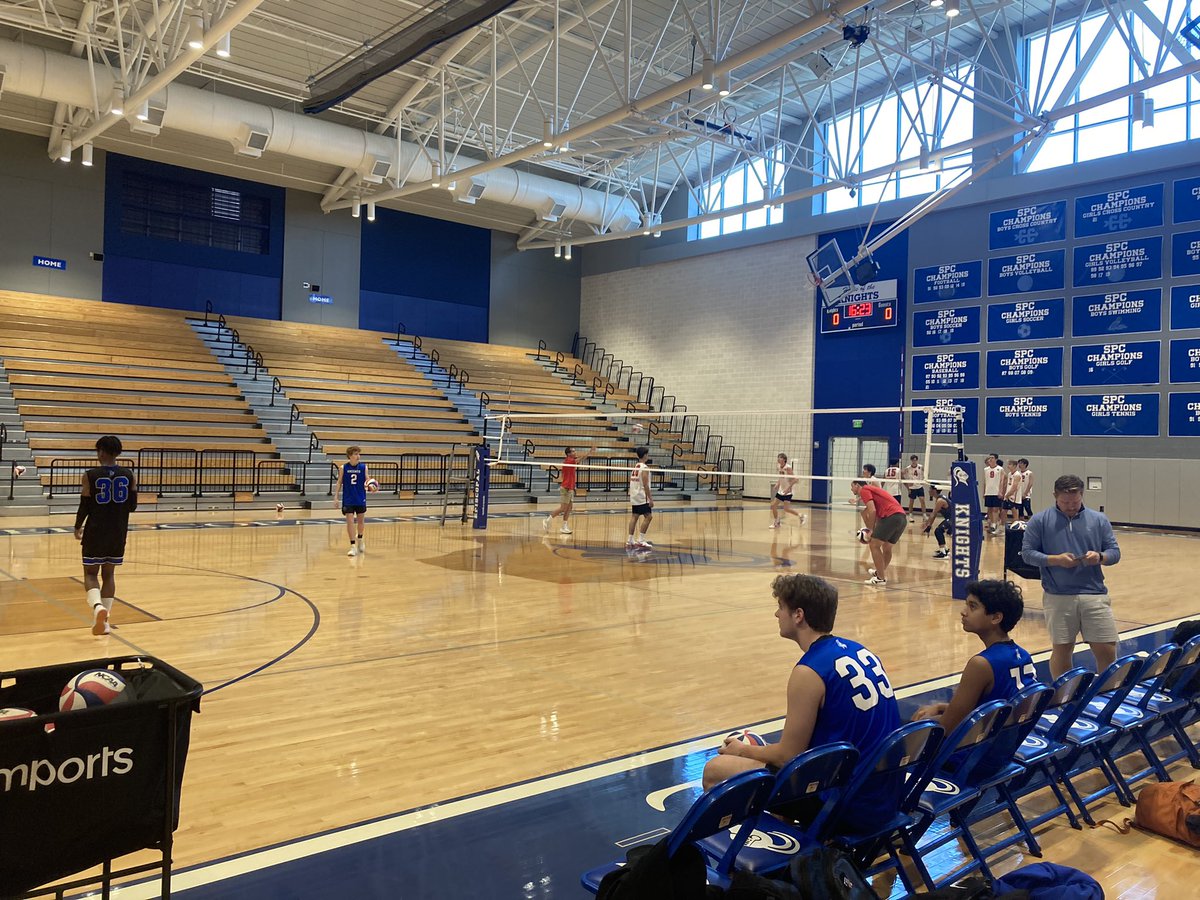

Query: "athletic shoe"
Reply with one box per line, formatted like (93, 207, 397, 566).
(560, 525, 573, 534)
(636, 540, 654, 549)
(768, 522, 780, 529)
(91, 605, 109, 636)
(932, 549, 949, 559)
(797, 514, 807, 525)
(543, 516, 552, 532)
(625, 539, 636, 549)
(868, 567, 877, 577)
(865, 576, 887, 586)
(357, 539, 365, 554)
(347, 546, 358, 557)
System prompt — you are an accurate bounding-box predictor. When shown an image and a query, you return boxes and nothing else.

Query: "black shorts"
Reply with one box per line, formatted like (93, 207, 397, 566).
(774, 493, 793, 502)
(342, 504, 367, 515)
(1021, 499, 1033, 515)
(82, 529, 128, 566)
(984, 496, 1001, 508)
(908, 487, 925, 498)
(892, 495, 903, 506)
(1002, 499, 1017, 510)
(631, 503, 652, 516)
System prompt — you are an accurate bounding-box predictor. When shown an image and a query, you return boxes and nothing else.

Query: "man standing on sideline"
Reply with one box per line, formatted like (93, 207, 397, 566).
(1021, 474, 1121, 679)
(544, 444, 595, 535)
(851, 480, 908, 586)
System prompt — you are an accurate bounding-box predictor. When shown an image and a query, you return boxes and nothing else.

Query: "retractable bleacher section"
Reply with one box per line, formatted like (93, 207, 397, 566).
(0, 292, 290, 504)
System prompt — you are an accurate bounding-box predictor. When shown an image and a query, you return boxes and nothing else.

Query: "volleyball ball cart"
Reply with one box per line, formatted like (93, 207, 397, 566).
(0, 655, 202, 899)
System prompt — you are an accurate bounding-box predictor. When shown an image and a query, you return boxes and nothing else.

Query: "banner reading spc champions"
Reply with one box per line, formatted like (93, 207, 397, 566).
(1070, 393, 1159, 436)
(987, 298, 1064, 342)
(1172, 230, 1200, 278)
(1071, 288, 1161, 337)
(989, 201, 1067, 250)
(1074, 184, 1163, 236)
(910, 398, 980, 435)
(1070, 341, 1161, 386)
(1168, 392, 1200, 436)
(912, 352, 980, 391)
(1171, 284, 1200, 330)
(913, 261, 983, 304)
(987, 250, 1065, 296)
(986, 346, 1063, 388)
(1169, 338, 1200, 384)
(1072, 236, 1162, 287)
(985, 396, 1063, 436)
(913, 306, 981, 347)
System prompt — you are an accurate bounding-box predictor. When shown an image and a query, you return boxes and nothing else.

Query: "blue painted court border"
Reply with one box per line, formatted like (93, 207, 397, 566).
(103, 619, 1195, 900)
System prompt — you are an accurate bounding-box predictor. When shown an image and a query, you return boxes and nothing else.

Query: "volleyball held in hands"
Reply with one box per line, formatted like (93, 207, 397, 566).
(365, 477, 380, 493)
(857, 528, 871, 544)
(725, 730, 766, 746)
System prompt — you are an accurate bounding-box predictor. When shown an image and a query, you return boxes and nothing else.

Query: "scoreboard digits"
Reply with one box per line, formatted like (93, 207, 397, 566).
(821, 280, 899, 334)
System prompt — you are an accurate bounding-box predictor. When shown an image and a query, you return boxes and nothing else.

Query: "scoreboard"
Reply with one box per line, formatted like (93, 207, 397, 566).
(820, 279, 899, 334)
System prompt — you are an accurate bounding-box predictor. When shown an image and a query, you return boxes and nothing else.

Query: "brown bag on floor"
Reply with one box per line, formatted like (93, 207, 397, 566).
(1134, 781, 1200, 848)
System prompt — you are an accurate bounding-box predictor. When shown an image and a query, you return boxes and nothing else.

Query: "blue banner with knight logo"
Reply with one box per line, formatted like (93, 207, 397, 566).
(1074, 184, 1163, 236)
(1172, 230, 1200, 277)
(989, 201, 1067, 250)
(1168, 392, 1200, 436)
(1169, 338, 1200, 384)
(987, 250, 1065, 296)
(1174, 176, 1200, 224)
(1070, 393, 1159, 437)
(910, 398, 980, 436)
(1071, 288, 1161, 337)
(949, 460, 982, 601)
(986, 346, 1063, 388)
(1072, 236, 1162, 287)
(1071, 341, 1160, 386)
(472, 444, 491, 529)
(987, 297, 1064, 342)
(1171, 284, 1200, 330)
(913, 261, 983, 304)
(985, 396, 1063, 436)
(912, 352, 980, 391)
(913, 306, 981, 347)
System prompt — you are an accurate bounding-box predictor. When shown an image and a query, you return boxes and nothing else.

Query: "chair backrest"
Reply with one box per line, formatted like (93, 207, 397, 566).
(1044, 654, 1144, 738)
(766, 742, 859, 811)
(1165, 635, 1200, 698)
(667, 769, 775, 857)
(927, 700, 1011, 779)
(1046, 667, 1095, 713)
(1124, 643, 1183, 710)
(817, 720, 944, 836)
(972, 684, 1054, 780)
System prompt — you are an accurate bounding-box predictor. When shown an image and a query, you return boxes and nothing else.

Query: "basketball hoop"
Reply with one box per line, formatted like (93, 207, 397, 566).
(807, 272, 823, 288)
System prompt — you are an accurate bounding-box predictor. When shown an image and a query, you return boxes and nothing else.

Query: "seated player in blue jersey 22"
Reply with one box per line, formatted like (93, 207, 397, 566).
(703, 575, 900, 828)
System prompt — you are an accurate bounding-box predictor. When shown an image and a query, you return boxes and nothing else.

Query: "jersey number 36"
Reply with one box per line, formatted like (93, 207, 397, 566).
(94, 476, 131, 505)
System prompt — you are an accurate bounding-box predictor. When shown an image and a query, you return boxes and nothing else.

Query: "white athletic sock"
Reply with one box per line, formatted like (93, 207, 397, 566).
(102, 596, 114, 612)
(86, 587, 102, 610)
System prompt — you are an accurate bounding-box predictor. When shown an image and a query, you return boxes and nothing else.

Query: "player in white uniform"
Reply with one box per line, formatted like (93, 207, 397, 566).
(769, 453, 806, 528)
(883, 458, 903, 505)
(1002, 459, 1021, 525)
(626, 446, 654, 550)
(983, 453, 1004, 534)
(1017, 458, 1034, 520)
(903, 454, 927, 519)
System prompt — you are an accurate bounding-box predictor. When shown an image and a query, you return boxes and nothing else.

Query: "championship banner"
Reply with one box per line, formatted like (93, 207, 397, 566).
(1174, 175, 1200, 224)
(987, 250, 1065, 296)
(1071, 288, 1161, 337)
(472, 443, 491, 529)
(1170, 284, 1200, 330)
(910, 398, 979, 435)
(912, 351, 980, 391)
(1169, 338, 1200, 384)
(1168, 392, 1200, 436)
(1172, 230, 1200, 277)
(1070, 341, 1160, 386)
(987, 297, 1065, 342)
(989, 200, 1067, 250)
(1074, 184, 1163, 236)
(913, 260, 983, 304)
(912, 306, 981, 347)
(1072, 236, 1162, 287)
(986, 346, 1063, 388)
(949, 460, 982, 601)
(1070, 393, 1159, 437)
(985, 396, 1063, 436)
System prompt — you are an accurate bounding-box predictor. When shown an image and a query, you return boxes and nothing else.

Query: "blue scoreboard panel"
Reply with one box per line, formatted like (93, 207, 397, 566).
(820, 280, 899, 334)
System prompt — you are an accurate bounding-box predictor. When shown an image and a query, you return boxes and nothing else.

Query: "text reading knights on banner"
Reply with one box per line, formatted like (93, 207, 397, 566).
(989, 201, 1067, 250)
(819, 280, 899, 334)
(1071, 288, 1162, 337)
(913, 261, 983, 304)
(1172, 230, 1200, 278)
(986, 347, 1064, 389)
(1074, 184, 1163, 236)
(985, 396, 1063, 436)
(1071, 393, 1160, 437)
(1171, 284, 1200, 330)
(1168, 393, 1200, 436)
(987, 250, 1065, 296)
(1072, 237, 1162, 287)
(1071, 341, 1161, 386)
(911, 398, 980, 436)
(1169, 339, 1200, 384)
(912, 352, 980, 391)
(987, 298, 1064, 342)
(913, 307, 981, 347)
(1174, 176, 1200, 224)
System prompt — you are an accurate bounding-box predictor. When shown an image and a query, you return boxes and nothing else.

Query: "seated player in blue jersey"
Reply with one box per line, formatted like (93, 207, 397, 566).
(912, 579, 1038, 735)
(703, 575, 901, 827)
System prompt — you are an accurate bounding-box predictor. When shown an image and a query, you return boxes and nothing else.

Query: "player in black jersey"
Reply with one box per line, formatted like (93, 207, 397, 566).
(74, 435, 138, 635)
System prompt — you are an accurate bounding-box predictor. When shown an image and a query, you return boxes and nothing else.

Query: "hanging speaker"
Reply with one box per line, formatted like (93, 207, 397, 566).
(852, 257, 880, 285)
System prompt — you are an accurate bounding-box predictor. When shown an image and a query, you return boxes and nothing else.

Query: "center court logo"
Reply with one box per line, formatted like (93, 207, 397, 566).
(1, 746, 134, 792)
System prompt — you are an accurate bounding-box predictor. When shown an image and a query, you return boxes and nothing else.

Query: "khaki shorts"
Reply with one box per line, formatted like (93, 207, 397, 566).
(559, 488, 575, 503)
(1043, 592, 1118, 645)
(872, 512, 907, 544)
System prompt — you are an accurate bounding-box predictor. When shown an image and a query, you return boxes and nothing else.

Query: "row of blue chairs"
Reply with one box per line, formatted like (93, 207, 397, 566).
(581, 635, 1200, 896)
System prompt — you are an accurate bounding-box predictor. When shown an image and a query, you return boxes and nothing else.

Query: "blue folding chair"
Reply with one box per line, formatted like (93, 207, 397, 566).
(1122, 635, 1200, 773)
(580, 768, 774, 894)
(695, 742, 859, 877)
(906, 700, 1012, 889)
(1092, 643, 1182, 788)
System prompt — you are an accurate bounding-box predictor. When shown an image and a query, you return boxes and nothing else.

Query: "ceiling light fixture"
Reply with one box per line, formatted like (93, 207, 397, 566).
(110, 83, 125, 117)
(216, 32, 231, 59)
(352, 201, 361, 219)
(367, 201, 376, 222)
(186, 12, 205, 50)
(701, 56, 715, 91)
(59, 140, 72, 163)
(945, 0, 961, 17)
(82, 142, 93, 167)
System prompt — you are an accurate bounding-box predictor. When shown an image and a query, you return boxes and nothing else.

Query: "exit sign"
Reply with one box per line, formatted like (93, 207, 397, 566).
(852, 419, 864, 429)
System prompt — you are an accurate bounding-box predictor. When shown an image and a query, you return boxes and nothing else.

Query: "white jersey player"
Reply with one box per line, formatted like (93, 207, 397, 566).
(770, 453, 806, 528)
(626, 447, 653, 549)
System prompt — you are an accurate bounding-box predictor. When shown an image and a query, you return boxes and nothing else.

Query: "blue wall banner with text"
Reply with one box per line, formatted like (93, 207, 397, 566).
(1169, 338, 1200, 384)
(1070, 393, 1159, 436)
(1171, 284, 1200, 330)
(1072, 236, 1162, 287)
(1071, 340, 1161, 386)
(1172, 230, 1200, 277)
(913, 306, 981, 347)
(1071, 288, 1161, 337)
(985, 396, 1064, 436)
(1074, 184, 1163, 236)
(1174, 176, 1200, 224)
(913, 352, 980, 391)
(989, 201, 1067, 250)
(987, 250, 1065, 296)
(911, 398, 980, 436)
(1168, 392, 1200, 436)
(913, 261, 983, 304)
(987, 297, 1065, 342)
(986, 346, 1064, 388)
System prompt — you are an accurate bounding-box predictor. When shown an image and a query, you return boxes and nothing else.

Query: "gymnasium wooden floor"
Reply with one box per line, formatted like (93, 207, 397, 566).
(1, 498, 1198, 897)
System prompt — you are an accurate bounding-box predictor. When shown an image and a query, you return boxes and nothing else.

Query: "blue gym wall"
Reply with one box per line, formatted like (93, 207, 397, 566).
(102, 153, 285, 318)
(358, 207, 490, 341)
(810, 226, 909, 503)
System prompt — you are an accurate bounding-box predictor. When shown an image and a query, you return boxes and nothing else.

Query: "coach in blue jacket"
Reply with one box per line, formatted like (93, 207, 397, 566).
(1021, 474, 1121, 679)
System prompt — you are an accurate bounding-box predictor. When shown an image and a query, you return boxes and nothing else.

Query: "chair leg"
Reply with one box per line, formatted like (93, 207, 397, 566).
(996, 782, 1042, 856)
(1132, 728, 1172, 783)
(1043, 771, 1082, 829)
(1052, 757, 1096, 827)
(1097, 749, 1135, 806)
(897, 829, 936, 892)
(953, 813, 994, 883)
(1166, 713, 1200, 768)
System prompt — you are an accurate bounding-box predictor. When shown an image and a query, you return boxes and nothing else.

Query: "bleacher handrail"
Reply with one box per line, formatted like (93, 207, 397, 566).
(270, 376, 283, 407)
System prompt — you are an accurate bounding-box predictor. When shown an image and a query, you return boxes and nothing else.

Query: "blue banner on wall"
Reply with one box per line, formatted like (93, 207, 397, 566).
(1070, 393, 1159, 436)
(1172, 230, 1200, 277)
(987, 297, 1065, 342)
(913, 306, 981, 347)
(949, 461, 982, 601)
(32, 255, 67, 270)
(1169, 338, 1200, 384)
(1074, 184, 1163, 236)
(913, 261, 983, 304)
(985, 396, 1064, 436)
(987, 250, 1065, 296)
(911, 398, 980, 436)
(1175, 176, 1200, 224)
(1171, 283, 1200, 330)
(989, 201, 1067, 250)
(1168, 392, 1200, 436)
(1072, 236, 1162, 287)
(1071, 288, 1162, 337)
(986, 346, 1064, 388)
(913, 352, 980, 391)
(1071, 340, 1161, 386)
